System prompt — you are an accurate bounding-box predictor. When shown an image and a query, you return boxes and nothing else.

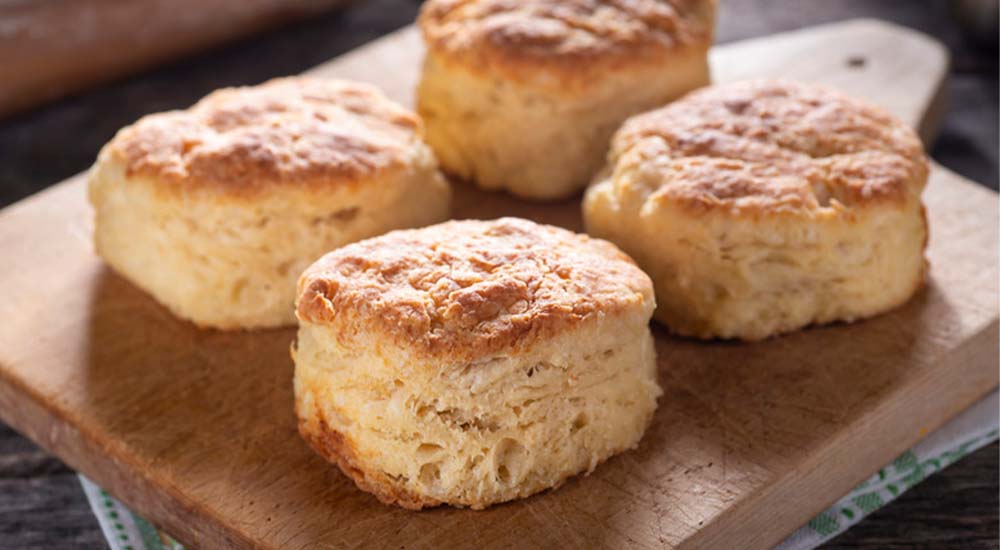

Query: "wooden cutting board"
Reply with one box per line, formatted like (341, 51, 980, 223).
(0, 19, 996, 550)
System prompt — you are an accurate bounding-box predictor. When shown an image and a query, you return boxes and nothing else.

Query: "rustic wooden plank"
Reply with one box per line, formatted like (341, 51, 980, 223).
(0, 19, 995, 550)
(0, 422, 105, 550)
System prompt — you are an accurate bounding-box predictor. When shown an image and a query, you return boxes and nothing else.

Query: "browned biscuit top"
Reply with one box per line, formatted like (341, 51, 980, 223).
(419, 0, 715, 87)
(296, 218, 654, 361)
(102, 77, 422, 196)
(608, 79, 929, 214)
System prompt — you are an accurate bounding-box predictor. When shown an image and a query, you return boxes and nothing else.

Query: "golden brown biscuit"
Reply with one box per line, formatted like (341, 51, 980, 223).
(88, 77, 451, 329)
(584, 79, 929, 340)
(417, 0, 716, 200)
(294, 218, 661, 509)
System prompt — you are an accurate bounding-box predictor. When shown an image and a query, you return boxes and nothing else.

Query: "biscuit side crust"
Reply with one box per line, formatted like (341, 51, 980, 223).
(89, 134, 451, 329)
(294, 308, 660, 509)
(299, 413, 443, 510)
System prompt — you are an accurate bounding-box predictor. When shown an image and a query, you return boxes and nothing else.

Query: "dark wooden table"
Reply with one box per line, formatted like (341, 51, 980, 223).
(0, 1, 996, 548)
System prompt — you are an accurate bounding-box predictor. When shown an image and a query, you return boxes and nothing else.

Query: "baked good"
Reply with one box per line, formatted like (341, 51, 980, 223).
(88, 77, 451, 329)
(583, 79, 929, 340)
(417, 0, 716, 200)
(294, 217, 660, 509)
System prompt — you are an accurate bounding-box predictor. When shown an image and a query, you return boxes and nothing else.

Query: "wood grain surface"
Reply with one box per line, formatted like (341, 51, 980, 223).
(0, 18, 996, 550)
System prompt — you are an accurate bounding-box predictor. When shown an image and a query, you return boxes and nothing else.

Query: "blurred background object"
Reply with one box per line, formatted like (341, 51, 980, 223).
(0, 0, 348, 118)
(949, 0, 999, 48)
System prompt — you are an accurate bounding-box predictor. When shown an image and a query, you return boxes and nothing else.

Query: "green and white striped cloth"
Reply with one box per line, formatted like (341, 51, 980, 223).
(776, 389, 998, 549)
(81, 390, 998, 550)
(78, 478, 183, 550)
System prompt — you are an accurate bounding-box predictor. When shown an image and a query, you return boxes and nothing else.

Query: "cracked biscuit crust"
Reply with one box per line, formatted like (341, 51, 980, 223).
(606, 79, 929, 215)
(101, 77, 423, 198)
(419, 0, 715, 91)
(296, 217, 654, 362)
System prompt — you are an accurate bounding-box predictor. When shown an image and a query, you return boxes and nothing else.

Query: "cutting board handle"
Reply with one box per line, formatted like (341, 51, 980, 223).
(710, 18, 949, 144)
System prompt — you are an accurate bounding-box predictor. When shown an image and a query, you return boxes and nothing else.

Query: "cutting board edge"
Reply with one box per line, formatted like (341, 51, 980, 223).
(682, 318, 1000, 550)
(0, 360, 255, 549)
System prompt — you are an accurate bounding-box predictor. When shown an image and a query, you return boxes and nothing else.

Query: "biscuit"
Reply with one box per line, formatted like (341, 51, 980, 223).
(417, 0, 716, 200)
(88, 77, 451, 329)
(294, 218, 660, 509)
(584, 79, 930, 340)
